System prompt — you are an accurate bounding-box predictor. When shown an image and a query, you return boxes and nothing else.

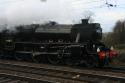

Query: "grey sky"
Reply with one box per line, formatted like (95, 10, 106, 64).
(0, 0, 125, 32)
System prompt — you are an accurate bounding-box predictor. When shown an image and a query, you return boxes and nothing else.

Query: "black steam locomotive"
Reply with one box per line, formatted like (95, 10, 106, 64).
(0, 19, 117, 67)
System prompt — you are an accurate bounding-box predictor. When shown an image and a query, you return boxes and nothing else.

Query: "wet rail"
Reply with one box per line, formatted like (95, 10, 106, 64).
(0, 76, 29, 83)
(103, 66, 125, 73)
(0, 59, 125, 83)
(0, 69, 85, 83)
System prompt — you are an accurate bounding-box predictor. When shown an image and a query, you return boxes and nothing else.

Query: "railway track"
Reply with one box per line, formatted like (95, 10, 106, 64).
(0, 59, 125, 83)
(0, 69, 85, 83)
(102, 66, 125, 73)
(0, 76, 29, 83)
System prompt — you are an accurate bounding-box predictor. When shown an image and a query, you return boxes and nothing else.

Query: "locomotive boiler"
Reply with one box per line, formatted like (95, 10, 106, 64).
(0, 19, 118, 67)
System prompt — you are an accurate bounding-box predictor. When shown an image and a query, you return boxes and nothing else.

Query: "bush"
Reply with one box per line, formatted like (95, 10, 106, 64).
(114, 49, 125, 63)
(115, 44, 125, 49)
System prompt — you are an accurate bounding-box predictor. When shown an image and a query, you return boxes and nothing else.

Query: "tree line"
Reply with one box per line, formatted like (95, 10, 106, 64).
(103, 20, 125, 48)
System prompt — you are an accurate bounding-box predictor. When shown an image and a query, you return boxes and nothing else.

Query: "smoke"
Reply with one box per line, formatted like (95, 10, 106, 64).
(4, 0, 77, 26)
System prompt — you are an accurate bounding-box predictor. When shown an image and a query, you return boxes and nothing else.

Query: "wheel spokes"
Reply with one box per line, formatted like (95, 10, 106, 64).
(47, 54, 61, 64)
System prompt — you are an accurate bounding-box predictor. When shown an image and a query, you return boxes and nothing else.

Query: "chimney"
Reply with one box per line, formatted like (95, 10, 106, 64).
(81, 19, 88, 25)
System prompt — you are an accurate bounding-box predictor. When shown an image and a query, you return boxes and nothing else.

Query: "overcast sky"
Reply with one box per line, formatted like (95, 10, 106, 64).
(0, 0, 125, 32)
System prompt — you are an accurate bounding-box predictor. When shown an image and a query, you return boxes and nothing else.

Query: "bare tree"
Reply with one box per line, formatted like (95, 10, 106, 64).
(113, 20, 125, 44)
(103, 20, 125, 46)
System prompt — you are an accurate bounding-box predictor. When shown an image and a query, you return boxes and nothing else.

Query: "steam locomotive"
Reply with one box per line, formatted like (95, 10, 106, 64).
(0, 19, 118, 67)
